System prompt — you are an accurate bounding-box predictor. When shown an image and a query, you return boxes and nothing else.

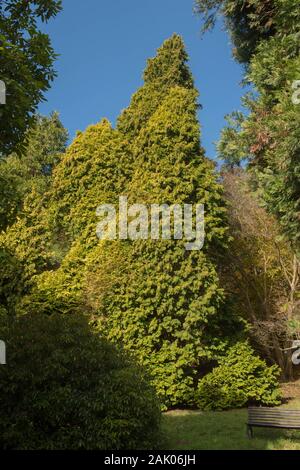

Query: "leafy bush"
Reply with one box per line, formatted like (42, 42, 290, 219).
(0, 313, 161, 450)
(196, 342, 281, 410)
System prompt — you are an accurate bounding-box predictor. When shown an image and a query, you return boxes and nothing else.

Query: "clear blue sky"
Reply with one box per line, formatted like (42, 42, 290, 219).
(39, 0, 247, 159)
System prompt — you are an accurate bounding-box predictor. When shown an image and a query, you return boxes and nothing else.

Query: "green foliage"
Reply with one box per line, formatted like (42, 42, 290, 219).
(195, 0, 284, 64)
(7, 119, 134, 316)
(0, 313, 161, 450)
(85, 240, 231, 409)
(5, 35, 242, 409)
(0, 245, 25, 316)
(0, 35, 247, 412)
(0, 114, 68, 314)
(12, 112, 68, 181)
(220, 169, 298, 380)
(217, 111, 248, 168)
(0, 0, 62, 155)
(199, 0, 300, 252)
(247, 44, 300, 250)
(0, 169, 21, 231)
(196, 342, 281, 410)
(117, 35, 194, 138)
(0, 113, 68, 231)
(79, 36, 241, 408)
(47, 118, 131, 244)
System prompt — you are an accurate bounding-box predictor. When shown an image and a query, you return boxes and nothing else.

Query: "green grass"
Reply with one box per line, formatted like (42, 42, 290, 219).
(162, 399, 300, 450)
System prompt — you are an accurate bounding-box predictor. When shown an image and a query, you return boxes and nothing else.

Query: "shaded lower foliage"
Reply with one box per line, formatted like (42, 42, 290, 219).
(0, 313, 161, 450)
(196, 342, 281, 410)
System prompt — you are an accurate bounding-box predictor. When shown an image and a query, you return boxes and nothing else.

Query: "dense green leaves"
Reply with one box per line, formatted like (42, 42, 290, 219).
(0, 33, 281, 415)
(78, 36, 241, 407)
(0, 313, 161, 449)
(5, 35, 239, 408)
(117, 35, 195, 138)
(47, 119, 131, 244)
(220, 169, 299, 380)
(0, 114, 68, 315)
(0, 0, 62, 155)
(197, 0, 300, 252)
(196, 342, 281, 410)
(0, 113, 68, 230)
(195, 0, 281, 64)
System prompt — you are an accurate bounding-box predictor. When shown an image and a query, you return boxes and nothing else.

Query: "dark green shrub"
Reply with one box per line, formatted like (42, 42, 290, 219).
(196, 342, 281, 410)
(0, 313, 161, 450)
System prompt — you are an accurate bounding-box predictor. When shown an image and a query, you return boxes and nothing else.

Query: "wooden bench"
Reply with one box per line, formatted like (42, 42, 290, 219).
(247, 407, 300, 438)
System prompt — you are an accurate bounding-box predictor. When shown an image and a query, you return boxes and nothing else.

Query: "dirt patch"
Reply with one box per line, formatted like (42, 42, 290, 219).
(281, 379, 300, 400)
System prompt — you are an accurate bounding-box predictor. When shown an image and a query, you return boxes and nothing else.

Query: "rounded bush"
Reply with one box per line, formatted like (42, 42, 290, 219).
(0, 313, 161, 450)
(196, 342, 281, 411)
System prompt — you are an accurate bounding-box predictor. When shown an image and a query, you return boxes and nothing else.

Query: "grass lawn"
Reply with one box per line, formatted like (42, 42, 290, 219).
(162, 398, 300, 450)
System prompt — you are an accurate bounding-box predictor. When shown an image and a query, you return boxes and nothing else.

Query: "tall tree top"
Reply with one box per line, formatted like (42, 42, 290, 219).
(117, 34, 195, 137)
(143, 34, 194, 88)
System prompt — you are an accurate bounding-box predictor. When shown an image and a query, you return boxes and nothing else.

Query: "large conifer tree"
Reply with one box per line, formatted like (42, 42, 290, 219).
(82, 35, 236, 407)
(3, 36, 241, 407)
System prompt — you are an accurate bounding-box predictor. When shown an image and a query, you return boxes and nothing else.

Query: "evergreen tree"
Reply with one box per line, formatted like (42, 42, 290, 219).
(12, 35, 236, 406)
(0, 113, 68, 231)
(117, 34, 194, 137)
(2, 118, 133, 317)
(1, 35, 279, 409)
(0, 114, 68, 315)
(47, 119, 132, 245)
(82, 36, 238, 407)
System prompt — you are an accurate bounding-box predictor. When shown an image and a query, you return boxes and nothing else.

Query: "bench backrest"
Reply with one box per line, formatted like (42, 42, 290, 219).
(248, 407, 300, 428)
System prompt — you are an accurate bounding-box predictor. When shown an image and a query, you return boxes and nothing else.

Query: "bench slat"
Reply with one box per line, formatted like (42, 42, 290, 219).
(249, 415, 300, 419)
(249, 422, 300, 425)
(249, 408, 300, 414)
(249, 417, 300, 421)
(249, 412, 300, 415)
(249, 410, 300, 413)
(247, 408, 300, 437)
(249, 423, 300, 429)
(249, 411, 300, 418)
